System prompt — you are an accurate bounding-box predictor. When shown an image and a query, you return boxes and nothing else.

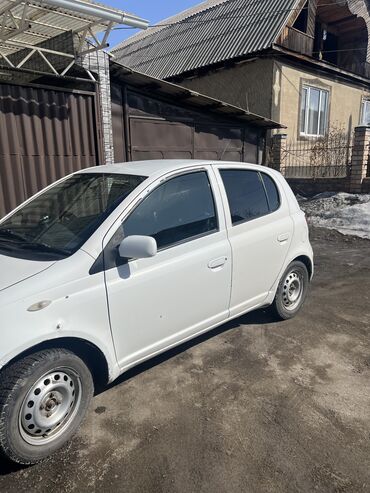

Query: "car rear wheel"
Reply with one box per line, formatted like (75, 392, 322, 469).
(0, 348, 93, 465)
(271, 261, 309, 320)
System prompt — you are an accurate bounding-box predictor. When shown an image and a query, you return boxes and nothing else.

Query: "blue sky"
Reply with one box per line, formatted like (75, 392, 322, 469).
(104, 0, 203, 48)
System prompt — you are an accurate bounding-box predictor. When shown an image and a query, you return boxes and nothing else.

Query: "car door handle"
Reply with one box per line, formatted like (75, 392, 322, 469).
(277, 233, 290, 243)
(208, 257, 227, 269)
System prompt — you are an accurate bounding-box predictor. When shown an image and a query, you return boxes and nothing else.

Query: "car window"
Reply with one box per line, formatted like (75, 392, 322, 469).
(123, 171, 217, 249)
(219, 169, 269, 225)
(261, 173, 280, 212)
(93, 171, 218, 273)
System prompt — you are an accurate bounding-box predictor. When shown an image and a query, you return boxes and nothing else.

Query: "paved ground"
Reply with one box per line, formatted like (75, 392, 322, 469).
(1, 228, 369, 493)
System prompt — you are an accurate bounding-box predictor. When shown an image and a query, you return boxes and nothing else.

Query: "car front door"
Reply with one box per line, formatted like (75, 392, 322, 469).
(215, 166, 294, 317)
(103, 168, 232, 369)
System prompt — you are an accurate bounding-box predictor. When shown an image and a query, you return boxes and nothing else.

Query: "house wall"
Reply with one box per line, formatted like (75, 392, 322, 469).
(179, 56, 370, 144)
(275, 61, 370, 141)
(179, 58, 275, 120)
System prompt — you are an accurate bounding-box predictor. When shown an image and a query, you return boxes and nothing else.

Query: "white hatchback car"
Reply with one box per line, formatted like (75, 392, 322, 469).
(0, 160, 313, 464)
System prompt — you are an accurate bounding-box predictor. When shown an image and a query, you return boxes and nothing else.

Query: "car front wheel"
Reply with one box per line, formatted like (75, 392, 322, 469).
(272, 260, 309, 320)
(0, 348, 93, 465)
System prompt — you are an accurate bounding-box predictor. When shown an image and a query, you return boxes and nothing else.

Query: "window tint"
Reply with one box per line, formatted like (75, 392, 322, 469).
(261, 173, 280, 212)
(0, 173, 146, 261)
(220, 169, 269, 225)
(109, 171, 217, 257)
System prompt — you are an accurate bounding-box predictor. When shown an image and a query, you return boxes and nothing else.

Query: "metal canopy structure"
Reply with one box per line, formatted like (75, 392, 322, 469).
(0, 0, 148, 79)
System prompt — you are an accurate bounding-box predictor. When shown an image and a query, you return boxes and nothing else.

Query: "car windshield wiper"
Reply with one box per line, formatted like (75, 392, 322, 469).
(0, 230, 71, 257)
(0, 228, 29, 243)
(17, 241, 71, 257)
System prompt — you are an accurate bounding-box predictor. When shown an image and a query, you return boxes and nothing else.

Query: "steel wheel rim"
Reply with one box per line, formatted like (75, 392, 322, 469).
(282, 270, 304, 311)
(19, 367, 82, 446)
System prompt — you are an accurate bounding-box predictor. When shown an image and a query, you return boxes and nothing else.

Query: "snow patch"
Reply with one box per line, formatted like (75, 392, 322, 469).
(297, 192, 370, 239)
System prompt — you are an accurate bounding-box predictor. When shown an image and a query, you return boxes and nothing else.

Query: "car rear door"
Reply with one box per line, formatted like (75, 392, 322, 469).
(102, 167, 232, 369)
(214, 165, 294, 317)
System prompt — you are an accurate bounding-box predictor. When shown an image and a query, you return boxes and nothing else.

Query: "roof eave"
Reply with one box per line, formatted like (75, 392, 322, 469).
(272, 44, 370, 84)
(110, 60, 285, 130)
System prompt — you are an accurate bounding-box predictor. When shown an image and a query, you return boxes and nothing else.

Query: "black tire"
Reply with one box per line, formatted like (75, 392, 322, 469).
(0, 348, 94, 465)
(271, 261, 309, 320)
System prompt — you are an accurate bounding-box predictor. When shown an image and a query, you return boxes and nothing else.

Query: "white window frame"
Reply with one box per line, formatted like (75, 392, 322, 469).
(300, 85, 329, 138)
(360, 99, 370, 126)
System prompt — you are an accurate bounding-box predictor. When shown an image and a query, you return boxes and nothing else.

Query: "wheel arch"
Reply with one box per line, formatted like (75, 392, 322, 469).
(1, 337, 110, 392)
(293, 254, 313, 279)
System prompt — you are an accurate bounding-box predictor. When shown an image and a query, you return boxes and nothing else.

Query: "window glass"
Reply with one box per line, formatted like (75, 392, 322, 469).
(319, 90, 328, 135)
(119, 171, 217, 251)
(220, 170, 269, 225)
(300, 85, 329, 137)
(300, 87, 308, 134)
(361, 100, 370, 125)
(307, 87, 320, 135)
(261, 173, 280, 212)
(0, 173, 146, 261)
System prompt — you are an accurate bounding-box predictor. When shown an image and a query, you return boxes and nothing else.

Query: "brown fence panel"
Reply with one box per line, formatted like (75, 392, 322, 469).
(111, 84, 126, 163)
(0, 83, 98, 218)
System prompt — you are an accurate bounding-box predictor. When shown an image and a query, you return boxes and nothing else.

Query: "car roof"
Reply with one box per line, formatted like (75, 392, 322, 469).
(78, 159, 269, 178)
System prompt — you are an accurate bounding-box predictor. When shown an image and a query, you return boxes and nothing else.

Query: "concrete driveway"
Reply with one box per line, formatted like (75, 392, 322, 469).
(1, 228, 369, 493)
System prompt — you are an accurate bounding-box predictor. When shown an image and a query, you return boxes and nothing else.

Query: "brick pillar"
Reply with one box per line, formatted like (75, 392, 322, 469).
(349, 126, 370, 193)
(81, 50, 114, 166)
(271, 133, 287, 172)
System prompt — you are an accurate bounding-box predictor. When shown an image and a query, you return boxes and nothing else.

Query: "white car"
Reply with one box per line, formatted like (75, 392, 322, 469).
(0, 160, 313, 464)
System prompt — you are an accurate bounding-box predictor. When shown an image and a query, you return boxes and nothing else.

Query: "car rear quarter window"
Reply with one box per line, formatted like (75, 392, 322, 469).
(261, 173, 280, 212)
(220, 169, 270, 225)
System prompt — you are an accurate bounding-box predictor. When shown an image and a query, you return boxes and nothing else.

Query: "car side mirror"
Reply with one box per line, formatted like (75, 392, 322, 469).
(118, 235, 157, 260)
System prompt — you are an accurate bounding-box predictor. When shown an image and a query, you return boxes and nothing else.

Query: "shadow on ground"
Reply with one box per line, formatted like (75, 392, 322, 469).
(0, 308, 275, 477)
(104, 307, 276, 393)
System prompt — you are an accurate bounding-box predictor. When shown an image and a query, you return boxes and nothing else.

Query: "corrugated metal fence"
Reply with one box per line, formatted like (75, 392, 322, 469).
(0, 83, 99, 218)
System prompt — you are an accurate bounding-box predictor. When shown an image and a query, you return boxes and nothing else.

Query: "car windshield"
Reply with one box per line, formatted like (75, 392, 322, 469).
(0, 173, 147, 261)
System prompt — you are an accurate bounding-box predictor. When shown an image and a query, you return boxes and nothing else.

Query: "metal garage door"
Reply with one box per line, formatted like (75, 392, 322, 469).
(0, 83, 99, 218)
(130, 118, 193, 161)
(129, 118, 248, 162)
(111, 86, 261, 165)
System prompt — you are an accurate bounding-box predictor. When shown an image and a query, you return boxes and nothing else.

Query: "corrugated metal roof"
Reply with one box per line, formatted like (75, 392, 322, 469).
(110, 60, 285, 129)
(112, 0, 298, 79)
